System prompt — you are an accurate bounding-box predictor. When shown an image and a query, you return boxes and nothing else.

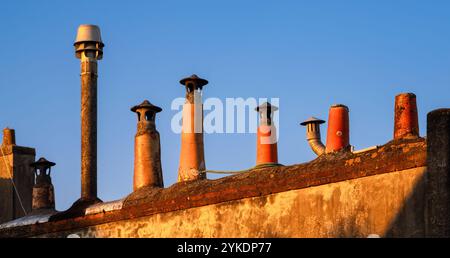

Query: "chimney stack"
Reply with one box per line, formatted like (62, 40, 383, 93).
(30, 158, 56, 211)
(255, 102, 279, 166)
(131, 100, 164, 190)
(2, 128, 16, 146)
(394, 93, 419, 140)
(0, 129, 35, 223)
(74, 24, 104, 203)
(177, 74, 208, 182)
(325, 104, 350, 153)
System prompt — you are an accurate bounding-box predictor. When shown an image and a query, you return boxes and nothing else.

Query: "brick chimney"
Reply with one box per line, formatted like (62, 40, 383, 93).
(394, 93, 419, 140)
(74, 24, 104, 204)
(255, 102, 279, 166)
(2, 128, 16, 146)
(325, 104, 350, 153)
(131, 100, 164, 190)
(177, 74, 208, 182)
(0, 128, 35, 224)
(30, 158, 56, 211)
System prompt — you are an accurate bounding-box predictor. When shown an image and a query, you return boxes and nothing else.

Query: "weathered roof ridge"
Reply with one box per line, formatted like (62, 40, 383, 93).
(0, 137, 426, 237)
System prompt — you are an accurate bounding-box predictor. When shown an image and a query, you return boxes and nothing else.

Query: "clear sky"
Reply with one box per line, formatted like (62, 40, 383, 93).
(0, 0, 449, 210)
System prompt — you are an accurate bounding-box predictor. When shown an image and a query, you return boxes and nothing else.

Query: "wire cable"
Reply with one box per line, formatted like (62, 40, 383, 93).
(200, 162, 282, 175)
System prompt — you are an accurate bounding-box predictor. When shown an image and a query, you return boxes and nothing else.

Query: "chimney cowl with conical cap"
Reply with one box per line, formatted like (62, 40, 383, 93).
(180, 74, 209, 89)
(300, 117, 326, 156)
(255, 102, 278, 126)
(177, 74, 208, 182)
(131, 100, 163, 113)
(30, 157, 56, 211)
(255, 102, 280, 166)
(131, 100, 164, 190)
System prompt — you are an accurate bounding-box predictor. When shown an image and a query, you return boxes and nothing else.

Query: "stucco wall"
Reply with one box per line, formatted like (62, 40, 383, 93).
(37, 166, 426, 238)
(0, 146, 35, 224)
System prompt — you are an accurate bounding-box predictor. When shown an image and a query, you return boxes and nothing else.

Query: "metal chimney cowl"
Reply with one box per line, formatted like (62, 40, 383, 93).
(74, 24, 104, 60)
(30, 157, 56, 211)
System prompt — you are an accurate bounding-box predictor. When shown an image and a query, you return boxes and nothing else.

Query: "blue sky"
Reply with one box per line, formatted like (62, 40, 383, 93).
(0, 0, 449, 210)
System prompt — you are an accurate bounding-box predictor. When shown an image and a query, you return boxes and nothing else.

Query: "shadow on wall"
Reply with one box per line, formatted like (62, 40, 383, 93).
(328, 171, 427, 238)
(0, 178, 13, 224)
(0, 175, 33, 224)
(384, 172, 426, 238)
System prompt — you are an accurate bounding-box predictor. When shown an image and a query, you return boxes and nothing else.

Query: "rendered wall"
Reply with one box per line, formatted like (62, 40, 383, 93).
(36, 166, 426, 238)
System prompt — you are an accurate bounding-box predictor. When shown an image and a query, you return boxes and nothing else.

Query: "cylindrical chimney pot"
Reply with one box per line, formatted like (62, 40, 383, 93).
(394, 93, 419, 140)
(2, 128, 16, 146)
(325, 104, 350, 153)
(131, 100, 164, 191)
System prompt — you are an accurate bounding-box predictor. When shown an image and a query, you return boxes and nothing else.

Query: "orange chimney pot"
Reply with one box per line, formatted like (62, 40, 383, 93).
(394, 93, 419, 140)
(325, 104, 350, 153)
(2, 128, 16, 146)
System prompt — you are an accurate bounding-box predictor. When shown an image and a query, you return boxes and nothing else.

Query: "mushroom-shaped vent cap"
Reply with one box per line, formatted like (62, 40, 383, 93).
(74, 24, 104, 46)
(179, 74, 209, 87)
(300, 117, 325, 126)
(30, 157, 56, 169)
(255, 102, 278, 112)
(130, 100, 162, 113)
